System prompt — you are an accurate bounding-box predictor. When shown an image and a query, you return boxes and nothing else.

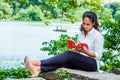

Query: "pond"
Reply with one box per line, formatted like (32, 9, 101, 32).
(0, 21, 80, 68)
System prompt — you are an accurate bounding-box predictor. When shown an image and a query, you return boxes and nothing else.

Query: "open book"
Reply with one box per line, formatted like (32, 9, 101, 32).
(67, 39, 89, 50)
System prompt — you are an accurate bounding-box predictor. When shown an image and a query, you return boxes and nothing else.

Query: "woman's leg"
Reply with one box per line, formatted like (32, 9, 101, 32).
(40, 51, 97, 72)
(62, 51, 97, 71)
(39, 51, 75, 73)
(40, 51, 71, 66)
(28, 50, 72, 74)
(41, 66, 61, 73)
(41, 63, 74, 73)
(25, 50, 97, 76)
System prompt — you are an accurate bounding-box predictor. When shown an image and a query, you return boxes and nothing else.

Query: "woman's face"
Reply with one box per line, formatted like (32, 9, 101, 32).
(82, 17, 95, 32)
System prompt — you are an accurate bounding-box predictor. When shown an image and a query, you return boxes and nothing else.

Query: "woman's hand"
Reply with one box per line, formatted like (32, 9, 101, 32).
(75, 47, 96, 58)
(75, 47, 84, 53)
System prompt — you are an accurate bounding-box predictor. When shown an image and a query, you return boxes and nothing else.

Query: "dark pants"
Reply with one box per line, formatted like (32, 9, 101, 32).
(41, 51, 97, 73)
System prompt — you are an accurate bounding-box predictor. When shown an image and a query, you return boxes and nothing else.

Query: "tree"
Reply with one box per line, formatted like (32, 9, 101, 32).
(0, 2, 12, 19)
(114, 10, 120, 22)
(0, 11, 4, 20)
(105, 2, 120, 18)
(3, 0, 104, 22)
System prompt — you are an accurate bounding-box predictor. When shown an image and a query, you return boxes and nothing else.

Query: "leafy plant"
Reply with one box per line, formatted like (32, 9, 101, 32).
(0, 66, 43, 80)
(40, 34, 77, 56)
(100, 51, 120, 71)
(57, 69, 71, 80)
(100, 14, 120, 71)
(101, 16, 120, 51)
(0, 2, 12, 19)
(0, 11, 3, 20)
(0, 67, 30, 80)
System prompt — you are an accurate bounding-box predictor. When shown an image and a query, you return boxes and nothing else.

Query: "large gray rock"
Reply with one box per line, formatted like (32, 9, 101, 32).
(111, 68, 120, 75)
(42, 68, 120, 80)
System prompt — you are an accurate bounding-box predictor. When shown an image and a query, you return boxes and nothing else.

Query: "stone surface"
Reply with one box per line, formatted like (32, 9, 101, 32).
(42, 71, 60, 80)
(111, 68, 120, 75)
(42, 68, 120, 80)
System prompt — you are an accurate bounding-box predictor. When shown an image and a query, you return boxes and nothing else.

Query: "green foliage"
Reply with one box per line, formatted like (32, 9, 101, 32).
(114, 10, 120, 22)
(10, 1, 28, 16)
(3, 0, 29, 4)
(18, 0, 29, 4)
(106, 2, 120, 18)
(0, 67, 30, 80)
(13, 5, 44, 21)
(100, 12, 120, 71)
(0, 11, 4, 20)
(97, 8, 112, 20)
(82, 0, 104, 12)
(12, 8, 29, 21)
(27, 5, 44, 21)
(40, 34, 77, 55)
(39, 0, 104, 22)
(1, 0, 104, 22)
(0, 2, 12, 19)
(100, 51, 120, 71)
(101, 15, 120, 52)
(57, 69, 71, 80)
(44, 20, 51, 25)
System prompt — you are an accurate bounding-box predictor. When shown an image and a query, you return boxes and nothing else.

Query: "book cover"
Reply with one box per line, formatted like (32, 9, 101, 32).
(67, 39, 89, 50)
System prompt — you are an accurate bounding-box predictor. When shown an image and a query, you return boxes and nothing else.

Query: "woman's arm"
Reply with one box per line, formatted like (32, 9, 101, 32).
(75, 33, 104, 59)
(75, 48, 96, 58)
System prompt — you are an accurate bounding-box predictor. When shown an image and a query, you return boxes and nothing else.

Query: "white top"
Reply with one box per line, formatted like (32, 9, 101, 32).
(77, 28, 104, 71)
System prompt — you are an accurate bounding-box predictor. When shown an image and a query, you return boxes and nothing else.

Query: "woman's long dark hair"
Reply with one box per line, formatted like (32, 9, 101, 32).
(81, 11, 100, 32)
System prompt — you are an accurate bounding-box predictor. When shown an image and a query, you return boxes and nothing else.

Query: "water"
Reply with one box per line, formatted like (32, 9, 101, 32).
(0, 21, 80, 68)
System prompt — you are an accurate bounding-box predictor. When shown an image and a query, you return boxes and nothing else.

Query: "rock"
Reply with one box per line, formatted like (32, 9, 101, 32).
(42, 71, 60, 80)
(111, 68, 120, 75)
(42, 68, 120, 80)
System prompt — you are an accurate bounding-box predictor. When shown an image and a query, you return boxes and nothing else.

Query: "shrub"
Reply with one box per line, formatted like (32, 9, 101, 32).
(13, 5, 44, 21)
(0, 2, 12, 19)
(0, 11, 3, 20)
(40, 34, 77, 55)
(0, 67, 30, 80)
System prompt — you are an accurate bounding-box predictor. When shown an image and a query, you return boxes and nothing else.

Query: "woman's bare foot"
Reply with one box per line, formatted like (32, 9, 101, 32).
(24, 56, 40, 77)
(31, 66, 41, 77)
(30, 60, 41, 66)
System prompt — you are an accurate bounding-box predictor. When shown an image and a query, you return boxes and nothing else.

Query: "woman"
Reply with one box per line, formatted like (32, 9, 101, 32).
(24, 11, 104, 77)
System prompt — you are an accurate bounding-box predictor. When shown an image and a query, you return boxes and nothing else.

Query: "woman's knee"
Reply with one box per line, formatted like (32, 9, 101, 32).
(63, 50, 75, 58)
(64, 50, 72, 54)
(64, 50, 76, 55)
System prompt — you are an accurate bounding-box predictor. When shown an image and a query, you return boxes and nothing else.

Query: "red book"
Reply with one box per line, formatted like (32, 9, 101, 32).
(67, 39, 89, 50)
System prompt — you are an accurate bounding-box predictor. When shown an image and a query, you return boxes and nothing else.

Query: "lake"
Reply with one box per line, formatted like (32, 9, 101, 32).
(0, 21, 80, 68)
